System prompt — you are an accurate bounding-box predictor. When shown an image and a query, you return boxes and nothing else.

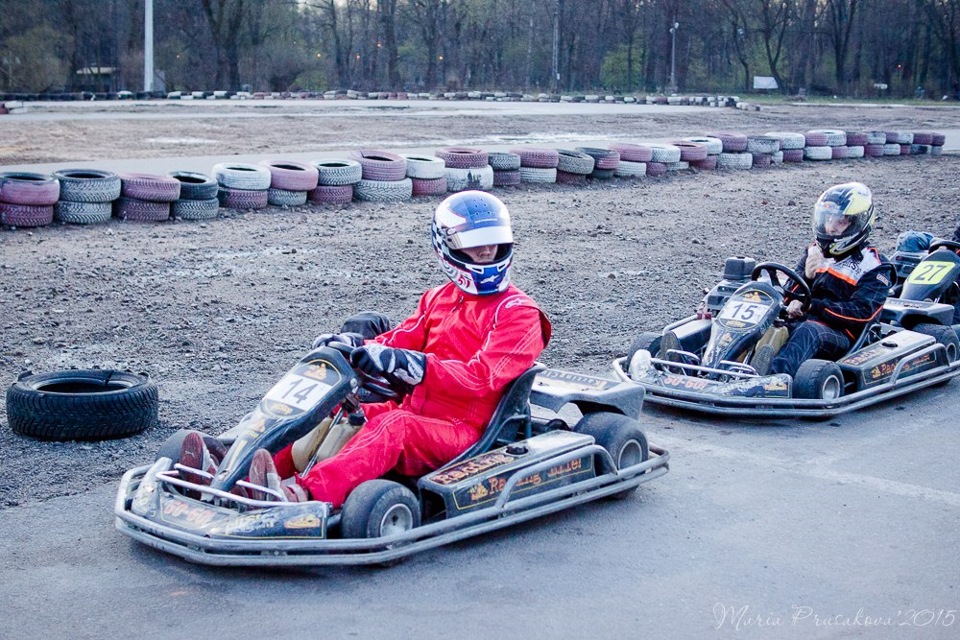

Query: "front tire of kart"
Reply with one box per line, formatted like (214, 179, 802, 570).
(793, 359, 844, 400)
(574, 412, 649, 500)
(340, 479, 421, 540)
(154, 429, 226, 463)
(912, 323, 959, 364)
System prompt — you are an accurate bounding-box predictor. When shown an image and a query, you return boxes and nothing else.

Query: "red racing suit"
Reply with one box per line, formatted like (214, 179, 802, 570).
(274, 281, 552, 507)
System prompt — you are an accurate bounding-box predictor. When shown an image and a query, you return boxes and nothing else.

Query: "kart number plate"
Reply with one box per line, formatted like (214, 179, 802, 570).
(906, 261, 953, 285)
(264, 373, 333, 412)
(717, 301, 766, 324)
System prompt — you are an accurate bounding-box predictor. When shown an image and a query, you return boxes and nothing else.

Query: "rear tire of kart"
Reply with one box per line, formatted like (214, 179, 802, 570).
(912, 324, 959, 383)
(573, 412, 649, 500)
(340, 479, 420, 540)
(793, 359, 844, 400)
(6, 369, 158, 440)
(627, 332, 662, 362)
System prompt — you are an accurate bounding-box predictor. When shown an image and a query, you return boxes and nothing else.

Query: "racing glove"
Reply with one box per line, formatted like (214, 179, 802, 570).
(311, 332, 365, 350)
(350, 344, 427, 386)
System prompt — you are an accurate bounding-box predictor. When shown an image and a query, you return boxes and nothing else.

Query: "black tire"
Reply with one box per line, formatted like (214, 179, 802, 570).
(154, 428, 226, 463)
(54, 200, 112, 225)
(793, 359, 844, 400)
(913, 323, 960, 364)
(6, 369, 158, 440)
(168, 171, 218, 200)
(573, 412, 649, 499)
(627, 332, 663, 362)
(340, 479, 420, 539)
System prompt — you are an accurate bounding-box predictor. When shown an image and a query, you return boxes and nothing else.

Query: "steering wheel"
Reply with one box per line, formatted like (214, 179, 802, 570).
(750, 262, 812, 312)
(324, 341, 403, 400)
(930, 239, 960, 254)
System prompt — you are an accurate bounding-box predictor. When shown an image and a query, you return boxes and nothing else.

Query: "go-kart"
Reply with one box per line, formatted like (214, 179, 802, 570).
(115, 345, 669, 567)
(888, 237, 960, 333)
(611, 256, 960, 419)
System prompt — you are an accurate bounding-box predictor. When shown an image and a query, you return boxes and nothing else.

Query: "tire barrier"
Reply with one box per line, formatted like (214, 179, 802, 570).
(403, 155, 446, 180)
(511, 147, 560, 169)
(435, 147, 488, 169)
(709, 132, 748, 153)
(351, 149, 408, 181)
(171, 197, 220, 220)
(268, 187, 309, 206)
(309, 184, 353, 205)
(260, 160, 320, 192)
(717, 152, 753, 169)
(213, 163, 272, 190)
(55, 200, 112, 225)
(217, 186, 269, 210)
(445, 165, 494, 192)
(764, 132, 806, 151)
(354, 177, 413, 202)
(492, 169, 521, 186)
(119, 173, 181, 202)
(0, 126, 948, 230)
(518, 166, 557, 183)
(671, 141, 709, 162)
(804, 146, 833, 161)
(0, 202, 54, 227)
(614, 160, 647, 177)
(556, 149, 595, 175)
(486, 152, 521, 172)
(114, 196, 171, 221)
(411, 176, 448, 196)
(53, 169, 121, 203)
(680, 136, 723, 155)
(609, 142, 654, 162)
(0, 171, 61, 206)
(311, 159, 363, 186)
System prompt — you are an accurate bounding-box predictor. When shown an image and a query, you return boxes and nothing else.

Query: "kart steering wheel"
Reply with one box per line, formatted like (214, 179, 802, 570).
(929, 239, 960, 254)
(325, 341, 403, 400)
(750, 262, 812, 312)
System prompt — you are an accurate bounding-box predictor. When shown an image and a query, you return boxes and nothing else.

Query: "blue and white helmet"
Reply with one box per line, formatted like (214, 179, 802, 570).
(431, 191, 514, 295)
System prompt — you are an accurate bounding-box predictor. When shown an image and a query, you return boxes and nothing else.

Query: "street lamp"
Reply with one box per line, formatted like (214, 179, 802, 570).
(669, 21, 679, 94)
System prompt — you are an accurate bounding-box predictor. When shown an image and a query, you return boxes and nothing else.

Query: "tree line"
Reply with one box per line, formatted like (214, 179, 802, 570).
(1, 0, 958, 100)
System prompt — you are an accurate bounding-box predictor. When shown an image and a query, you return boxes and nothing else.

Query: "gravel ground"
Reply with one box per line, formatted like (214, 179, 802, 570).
(1, 101, 958, 509)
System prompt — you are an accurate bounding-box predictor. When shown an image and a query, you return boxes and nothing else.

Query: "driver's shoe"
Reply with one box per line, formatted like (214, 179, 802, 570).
(248, 448, 308, 503)
(179, 432, 218, 486)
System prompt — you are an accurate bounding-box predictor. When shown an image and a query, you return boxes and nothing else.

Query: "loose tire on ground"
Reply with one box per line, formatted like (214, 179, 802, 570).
(340, 479, 420, 539)
(573, 412, 649, 499)
(6, 369, 158, 440)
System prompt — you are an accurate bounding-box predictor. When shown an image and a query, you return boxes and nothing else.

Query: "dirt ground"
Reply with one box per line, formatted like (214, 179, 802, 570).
(1, 101, 958, 509)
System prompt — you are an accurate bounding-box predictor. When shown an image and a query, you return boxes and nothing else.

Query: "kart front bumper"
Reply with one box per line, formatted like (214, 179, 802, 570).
(115, 444, 670, 567)
(612, 355, 960, 419)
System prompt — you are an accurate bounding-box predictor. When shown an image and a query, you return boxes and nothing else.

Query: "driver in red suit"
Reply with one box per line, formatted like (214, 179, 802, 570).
(182, 191, 551, 508)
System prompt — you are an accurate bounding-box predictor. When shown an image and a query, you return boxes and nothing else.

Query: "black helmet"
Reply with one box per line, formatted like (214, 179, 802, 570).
(813, 182, 875, 257)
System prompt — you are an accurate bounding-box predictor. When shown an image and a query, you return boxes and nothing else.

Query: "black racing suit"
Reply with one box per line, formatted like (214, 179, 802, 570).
(770, 244, 893, 378)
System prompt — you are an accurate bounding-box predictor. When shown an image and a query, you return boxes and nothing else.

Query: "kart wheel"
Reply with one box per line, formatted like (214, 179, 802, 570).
(6, 369, 157, 440)
(574, 412, 649, 499)
(627, 332, 662, 362)
(154, 429, 226, 463)
(912, 323, 959, 364)
(340, 479, 421, 539)
(793, 360, 844, 400)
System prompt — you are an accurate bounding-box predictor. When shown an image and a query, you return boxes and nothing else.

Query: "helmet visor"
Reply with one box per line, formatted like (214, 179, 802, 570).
(813, 202, 860, 240)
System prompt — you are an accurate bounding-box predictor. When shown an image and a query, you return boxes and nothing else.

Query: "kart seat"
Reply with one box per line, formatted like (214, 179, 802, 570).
(444, 364, 544, 466)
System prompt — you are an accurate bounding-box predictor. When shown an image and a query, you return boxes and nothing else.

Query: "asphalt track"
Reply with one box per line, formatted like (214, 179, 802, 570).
(2, 381, 958, 640)
(2, 100, 959, 639)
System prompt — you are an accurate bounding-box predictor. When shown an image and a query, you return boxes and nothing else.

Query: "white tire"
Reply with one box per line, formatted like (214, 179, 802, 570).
(212, 163, 272, 190)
